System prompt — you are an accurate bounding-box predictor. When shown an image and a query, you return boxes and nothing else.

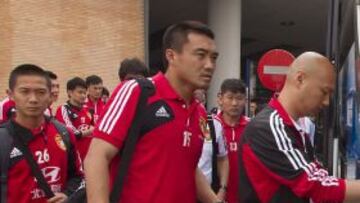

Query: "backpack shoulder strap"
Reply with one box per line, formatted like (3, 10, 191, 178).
(0, 122, 13, 203)
(207, 113, 218, 155)
(207, 113, 220, 190)
(109, 78, 154, 203)
(50, 117, 84, 197)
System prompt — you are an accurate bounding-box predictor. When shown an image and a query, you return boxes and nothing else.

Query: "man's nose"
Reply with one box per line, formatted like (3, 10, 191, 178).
(204, 56, 216, 70)
(231, 99, 239, 105)
(28, 92, 38, 103)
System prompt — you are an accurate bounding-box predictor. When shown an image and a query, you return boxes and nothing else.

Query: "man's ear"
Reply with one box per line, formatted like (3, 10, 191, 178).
(295, 71, 305, 87)
(165, 49, 176, 65)
(217, 93, 223, 107)
(67, 90, 72, 98)
(7, 89, 13, 100)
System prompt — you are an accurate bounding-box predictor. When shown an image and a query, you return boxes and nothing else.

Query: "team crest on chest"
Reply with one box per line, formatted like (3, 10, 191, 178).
(54, 134, 66, 151)
(199, 117, 211, 141)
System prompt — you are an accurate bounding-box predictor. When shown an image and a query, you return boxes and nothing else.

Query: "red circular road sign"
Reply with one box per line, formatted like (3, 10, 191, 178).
(257, 49, 295, 91)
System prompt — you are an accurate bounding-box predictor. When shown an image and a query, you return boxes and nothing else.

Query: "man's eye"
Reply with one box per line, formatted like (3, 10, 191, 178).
(197, 53, 205, 58)
(35, 90, 46, 95)
(211, 55, 218, 62)
(20, 89, 29, 94)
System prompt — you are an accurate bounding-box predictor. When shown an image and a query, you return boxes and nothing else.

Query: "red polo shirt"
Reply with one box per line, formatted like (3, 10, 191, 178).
(93, 73, 207, 203)
(55, 102, 93, 160)
(84, 96, 105, 124)
(7, 119, 83, 203)
(217, 113, 249, 203)
(0, 97, 15, 123)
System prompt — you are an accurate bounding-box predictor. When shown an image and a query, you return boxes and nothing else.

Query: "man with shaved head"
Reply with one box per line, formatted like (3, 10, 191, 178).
(239, 52, 360, 202)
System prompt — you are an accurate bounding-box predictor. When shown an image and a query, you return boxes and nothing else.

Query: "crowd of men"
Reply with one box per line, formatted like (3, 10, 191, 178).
(1, 21, 360, 203)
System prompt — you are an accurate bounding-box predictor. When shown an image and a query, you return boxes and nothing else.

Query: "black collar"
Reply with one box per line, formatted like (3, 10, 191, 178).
(66, 101, 82, 111)
(9, 120, 35, 144)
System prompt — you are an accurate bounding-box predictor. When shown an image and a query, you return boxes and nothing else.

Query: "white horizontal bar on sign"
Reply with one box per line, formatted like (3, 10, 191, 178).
(263, 65, 289, 75)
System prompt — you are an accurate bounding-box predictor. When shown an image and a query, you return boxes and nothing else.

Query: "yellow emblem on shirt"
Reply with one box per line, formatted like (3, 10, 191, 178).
(199, 117, 211, 141)
(54, 134, 66, 151)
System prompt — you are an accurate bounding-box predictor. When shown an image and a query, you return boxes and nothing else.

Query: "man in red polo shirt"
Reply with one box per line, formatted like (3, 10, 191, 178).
(1, 64, 83, 203)
(56, 77, 94, 161)
(85, 21, 222, 203)
(216, 79, 249, 203)
(239, 52, 360, 202)
(84, 75, 104, 124)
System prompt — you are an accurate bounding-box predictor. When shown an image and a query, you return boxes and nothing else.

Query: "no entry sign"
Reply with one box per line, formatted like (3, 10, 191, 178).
(257, 49, 295, 91)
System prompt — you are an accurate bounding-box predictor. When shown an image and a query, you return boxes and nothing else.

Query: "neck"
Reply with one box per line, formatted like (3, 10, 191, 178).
(164, 71, 193, 104)
(15, 114, 44, 129)
(89, 96, 98, 103)
(69, 100, 82, 108)
(277, 89, 299, 120)
(222, 113, 241, 127)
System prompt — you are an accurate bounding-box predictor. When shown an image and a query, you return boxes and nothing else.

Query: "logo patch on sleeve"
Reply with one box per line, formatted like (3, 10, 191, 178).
(199, 117, 211, 141)
(54, 134, 66, 151)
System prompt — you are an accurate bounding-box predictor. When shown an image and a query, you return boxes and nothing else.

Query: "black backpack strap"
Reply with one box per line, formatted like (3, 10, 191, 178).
(109, 78, 155, 203)
(0, 122, 13, 203)
(207, 113, 220, 191)
(49, 118, 83, 197)
(6, 107, 15, 122)
(8, 122, 55, 199)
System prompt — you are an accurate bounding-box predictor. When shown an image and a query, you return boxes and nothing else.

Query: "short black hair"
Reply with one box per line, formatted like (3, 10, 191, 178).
(67, 77, 87, 91)
(45, 70, 57, 80)
(102, 87, 110, 96)
(220, 79, 246, 95)
(85, 75, 103, 87)
(162, 21, 215, 69)
(250, 98, 258, 103)
(118, 58, 149, 81)
(9, 64, 51, 90)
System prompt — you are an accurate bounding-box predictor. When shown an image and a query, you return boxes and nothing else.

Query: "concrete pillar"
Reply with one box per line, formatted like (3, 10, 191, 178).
(207, 0, 242, 109)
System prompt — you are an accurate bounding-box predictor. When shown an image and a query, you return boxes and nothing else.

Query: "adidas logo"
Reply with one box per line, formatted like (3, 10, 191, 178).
(155, 106, 170, 118)
(10, 147, 23, 158)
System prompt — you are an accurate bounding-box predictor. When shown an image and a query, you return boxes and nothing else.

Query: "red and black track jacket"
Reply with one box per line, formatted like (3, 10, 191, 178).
(239, 97, 345, 203)
(55, 102, 93, 160)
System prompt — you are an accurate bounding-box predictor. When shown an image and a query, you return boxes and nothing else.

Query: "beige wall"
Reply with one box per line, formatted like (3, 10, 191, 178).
(0, 0, 144, 108)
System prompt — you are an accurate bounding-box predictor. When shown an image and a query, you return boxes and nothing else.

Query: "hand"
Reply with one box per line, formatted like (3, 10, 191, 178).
(216, 188, 226, 202)
(47, 193, 68, 203)
(88, 125, 95, 132)
(81, 125, 95, 137)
